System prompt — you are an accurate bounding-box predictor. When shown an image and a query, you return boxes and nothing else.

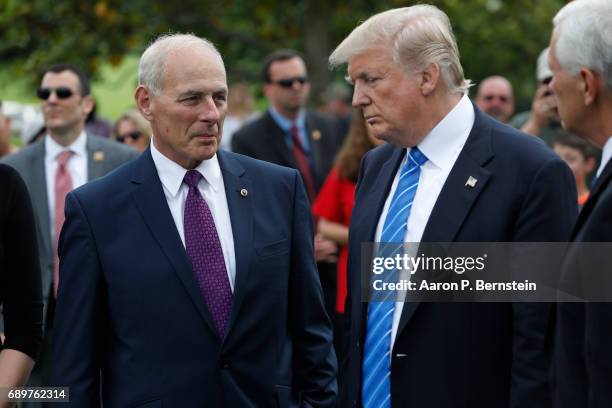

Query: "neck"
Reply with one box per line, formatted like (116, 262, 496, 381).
(274, 105, 300, 121)
(416, 93, 463, 142)
(48, 125, 84, 147)
(576, 179, 590, 197)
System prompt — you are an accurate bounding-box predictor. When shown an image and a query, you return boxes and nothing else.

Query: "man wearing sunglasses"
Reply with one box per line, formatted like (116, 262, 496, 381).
(474, 75, 515, 123)
(0, 63, 138, 397)
(232, 50, 346, 327)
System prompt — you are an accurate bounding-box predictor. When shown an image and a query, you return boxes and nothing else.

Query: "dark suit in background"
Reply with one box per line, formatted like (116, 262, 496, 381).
(232, 110, 344, 192)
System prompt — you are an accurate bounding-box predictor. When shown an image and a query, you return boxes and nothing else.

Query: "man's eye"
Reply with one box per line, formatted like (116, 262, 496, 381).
(181, 95, 199, 103)
(365, 77, 379, 85)
(214, 94, 227, 102)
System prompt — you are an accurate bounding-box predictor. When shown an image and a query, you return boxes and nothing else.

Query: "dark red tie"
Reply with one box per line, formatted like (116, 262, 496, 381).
(290, 125, 316, 202)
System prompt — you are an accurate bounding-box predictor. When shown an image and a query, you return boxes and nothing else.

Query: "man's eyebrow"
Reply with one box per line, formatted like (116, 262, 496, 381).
(177, 90, 203, 98)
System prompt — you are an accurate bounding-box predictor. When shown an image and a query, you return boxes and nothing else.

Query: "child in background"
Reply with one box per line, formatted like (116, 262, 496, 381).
(553, 134, 598, 210)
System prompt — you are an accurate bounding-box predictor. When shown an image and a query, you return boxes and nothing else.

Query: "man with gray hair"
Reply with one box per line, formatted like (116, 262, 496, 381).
(474, 75, 515, 123)
(330, 5, 576, 408)
(52, 33, 337, 407)
(549, 1, 612, 407)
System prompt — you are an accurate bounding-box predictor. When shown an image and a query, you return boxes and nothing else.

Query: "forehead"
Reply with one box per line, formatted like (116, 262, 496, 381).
(161, 47, 227, 93)
(347, 47, 394, 78)
(268, 57, 307, 79)
(41, 70, 81, 89)
(480, 80, 511, 96)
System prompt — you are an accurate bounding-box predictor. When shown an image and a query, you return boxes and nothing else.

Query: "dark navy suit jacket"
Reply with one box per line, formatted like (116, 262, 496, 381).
(340, 108, 577, 408)
(52, 149, 337, 407)
(556, 157, 612, 408)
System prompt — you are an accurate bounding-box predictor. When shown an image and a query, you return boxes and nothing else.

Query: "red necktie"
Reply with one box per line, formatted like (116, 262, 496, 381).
(53, 150, 74, 297)
(290, 125, 316, 202)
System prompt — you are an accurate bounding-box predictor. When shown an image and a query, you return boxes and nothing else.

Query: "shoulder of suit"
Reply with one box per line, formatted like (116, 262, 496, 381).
(87, 133, 139, 158)
(0, 141, 43, 168)
(223, 150, 296, 179)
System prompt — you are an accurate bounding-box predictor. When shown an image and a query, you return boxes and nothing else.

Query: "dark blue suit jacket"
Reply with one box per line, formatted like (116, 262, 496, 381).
(340, 108, 577, 408)
(556, 158, 612, 408)
(52, 149, 337, 407)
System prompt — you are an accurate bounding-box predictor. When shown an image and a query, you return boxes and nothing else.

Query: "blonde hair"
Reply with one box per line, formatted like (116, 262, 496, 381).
(113, 110, 152, 140)
(329, 5, 471, 95)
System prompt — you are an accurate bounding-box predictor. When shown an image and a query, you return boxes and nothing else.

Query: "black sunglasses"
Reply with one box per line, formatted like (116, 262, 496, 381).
(273, 76, 309, 88)
(36, 87, 76, 100)
(116, 131, 142, 143)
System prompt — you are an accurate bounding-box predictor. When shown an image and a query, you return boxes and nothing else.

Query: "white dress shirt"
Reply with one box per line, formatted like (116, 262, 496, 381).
(373, 94, 475, 349)
(45, 131, 88, 241)
(596, 136, 612, 179)
(150, 139, 237, 291)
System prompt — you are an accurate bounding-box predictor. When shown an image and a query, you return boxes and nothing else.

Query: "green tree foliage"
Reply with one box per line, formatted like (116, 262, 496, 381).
(0, 0, 564, 107)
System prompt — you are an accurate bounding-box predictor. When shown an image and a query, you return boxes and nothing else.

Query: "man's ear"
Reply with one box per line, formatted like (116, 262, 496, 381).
(580, 67, 600, 106)
(421, 63, 441, 96)
(82, 95, 95, 116)
(135, 85, 153, 121)
(262, 83, 273, 99)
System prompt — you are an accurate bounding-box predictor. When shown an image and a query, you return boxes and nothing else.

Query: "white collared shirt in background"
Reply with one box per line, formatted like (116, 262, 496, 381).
(150, 139, 237, 291)
(45, 131, 88, 241)
(373, 94, 475, 349)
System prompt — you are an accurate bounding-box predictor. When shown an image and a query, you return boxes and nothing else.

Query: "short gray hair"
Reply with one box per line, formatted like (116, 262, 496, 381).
(329, 5, 471, 95)
(553, 0, 612, 89)
(138, 33, 224, 95)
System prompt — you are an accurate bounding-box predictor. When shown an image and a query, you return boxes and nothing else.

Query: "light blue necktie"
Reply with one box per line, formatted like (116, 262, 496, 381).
(362, 147, 428, 408)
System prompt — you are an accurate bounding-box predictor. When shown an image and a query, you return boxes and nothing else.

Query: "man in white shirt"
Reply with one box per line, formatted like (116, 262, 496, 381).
(329, 5, 577, 408)
(52, 34, 337, 407)
(548, 1, 612, 407)
(0, 64, 137, 395)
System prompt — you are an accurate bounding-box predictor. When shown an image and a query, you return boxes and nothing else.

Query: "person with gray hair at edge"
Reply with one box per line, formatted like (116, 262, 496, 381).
(52, 33, 337, 407)
(330, 5, 577, 408)
(549, 1, 612, 407)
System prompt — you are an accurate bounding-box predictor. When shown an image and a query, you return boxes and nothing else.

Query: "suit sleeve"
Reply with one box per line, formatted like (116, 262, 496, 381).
(52, 192, 106, 407)
(288, 170, 338, 407)
(510, 157, 577, 408)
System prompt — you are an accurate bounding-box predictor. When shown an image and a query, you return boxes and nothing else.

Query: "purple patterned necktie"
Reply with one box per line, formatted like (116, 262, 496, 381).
(183, 169, 232, 338)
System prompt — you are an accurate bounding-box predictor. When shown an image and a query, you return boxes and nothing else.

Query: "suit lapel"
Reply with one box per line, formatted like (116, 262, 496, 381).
(354, 147, 405, 338)
(217, 151, 253, 341)
(130, 150, 218, 337)
(305, 113, 325, 185)
(397, 107, 494, 336)
(86, 134, 108, 181)
(572, 158, 612, 238)
(264, 112, 296, 168)
(30, 142, 52, 258)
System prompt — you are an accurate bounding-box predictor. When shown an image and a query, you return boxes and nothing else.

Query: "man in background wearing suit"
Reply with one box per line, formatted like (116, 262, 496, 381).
(232, 49, 347, 332)
(52, 34, 336, 407)
(549, 1, 612, 407)
(329, 6, 577, 408)
(0, 64, 138, 395)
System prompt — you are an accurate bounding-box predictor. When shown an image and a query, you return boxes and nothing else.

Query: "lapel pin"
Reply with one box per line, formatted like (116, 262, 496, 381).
(240, 188, 248, 197)
(93, 150, 105, 162)
(465, 176, 478, 188)
(312, 130, 322, 141)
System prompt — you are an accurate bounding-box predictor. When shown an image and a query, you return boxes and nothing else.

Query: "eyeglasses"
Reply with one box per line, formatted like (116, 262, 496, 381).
(36, 87, 76, 100)
(482, 95, 510, 103)
(116, 131, 143, 143)
(272, 76, 309, 88)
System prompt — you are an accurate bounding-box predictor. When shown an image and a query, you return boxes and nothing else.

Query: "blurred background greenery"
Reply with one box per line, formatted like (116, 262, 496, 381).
(0, 0, 565, 120)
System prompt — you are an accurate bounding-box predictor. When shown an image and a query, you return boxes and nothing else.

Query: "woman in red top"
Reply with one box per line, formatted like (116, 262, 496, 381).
(312, 111, 382, 314)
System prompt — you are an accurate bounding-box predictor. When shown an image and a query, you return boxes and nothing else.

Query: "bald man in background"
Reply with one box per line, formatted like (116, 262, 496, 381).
(475, 75, 515, 123)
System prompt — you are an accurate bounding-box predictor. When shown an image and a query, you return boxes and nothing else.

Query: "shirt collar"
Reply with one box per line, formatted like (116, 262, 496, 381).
(413, 94, 475, 171)
(597, 136, 612, 178)
(150, 136, 223, 197)
(45, 130, 88, 160)
(268, 106, 306, 132)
